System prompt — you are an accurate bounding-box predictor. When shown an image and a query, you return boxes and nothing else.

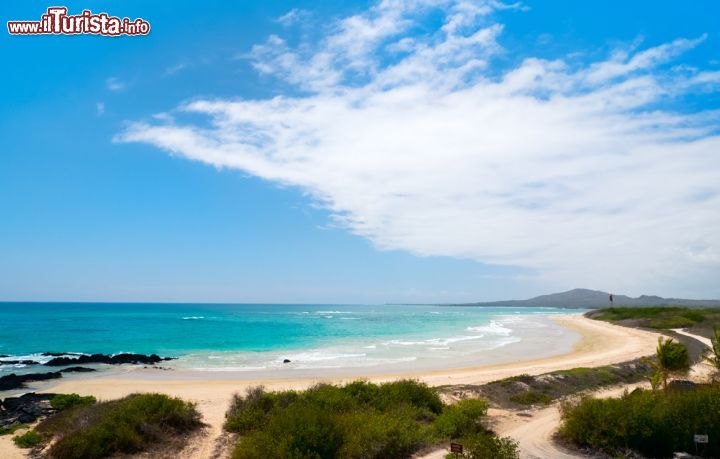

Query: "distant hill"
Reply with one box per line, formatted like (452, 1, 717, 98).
(454, 288, 720, 309)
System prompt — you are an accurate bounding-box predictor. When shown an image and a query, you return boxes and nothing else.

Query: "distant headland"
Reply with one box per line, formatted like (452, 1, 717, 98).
(452, 288, 720, 309)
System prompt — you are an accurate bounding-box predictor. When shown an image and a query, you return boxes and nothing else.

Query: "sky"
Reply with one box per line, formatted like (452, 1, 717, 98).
(1, 1, 719, 303)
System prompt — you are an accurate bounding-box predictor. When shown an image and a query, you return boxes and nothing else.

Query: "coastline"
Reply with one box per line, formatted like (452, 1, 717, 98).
(15, 314, 660, 459)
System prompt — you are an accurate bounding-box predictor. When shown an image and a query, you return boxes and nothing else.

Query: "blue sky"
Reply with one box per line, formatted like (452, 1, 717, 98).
(1, 1, 719, 303)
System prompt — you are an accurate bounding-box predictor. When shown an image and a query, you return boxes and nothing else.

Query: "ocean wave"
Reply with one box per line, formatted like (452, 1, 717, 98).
(282, 351, 367, 363)
(384, 334, 480, 347)
(0, 352, 84, 366)
(182, 316, 205, 320)
(315, 310, 354, 314)
(466, 320, 513, 335)
(190, 365, 269, 372)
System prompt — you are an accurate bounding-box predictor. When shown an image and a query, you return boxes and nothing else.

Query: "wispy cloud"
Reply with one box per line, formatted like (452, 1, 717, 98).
(165, 63, 188, 76)
(117, 0, 720, 295)
(96, 101, 105, 116)
(274, 8, 310, 27)
(106, 77, 125, 91)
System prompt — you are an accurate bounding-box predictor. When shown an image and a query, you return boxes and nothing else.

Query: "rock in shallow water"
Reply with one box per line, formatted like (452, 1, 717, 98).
(0, 372, 62, 391)
(60, 366, 96, 373)
(44, 353, 174, 367)
(0, 360, 40, 366)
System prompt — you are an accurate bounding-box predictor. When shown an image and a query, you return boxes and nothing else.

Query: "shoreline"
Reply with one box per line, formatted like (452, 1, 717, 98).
(1, 314, 662, 459)
(35, 314, 662, 394)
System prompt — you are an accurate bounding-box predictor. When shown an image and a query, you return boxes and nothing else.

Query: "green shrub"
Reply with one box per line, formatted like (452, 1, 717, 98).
(228, 380, 492, 458)
(434, 399, 488, 437)
(489, 374, 533, 387)
(450, 432, 519, 459)
(13, 430, 43, 448)
(509, 391, 552, 405)
(559, 386, 720, 457)
(339, 407, 429, 458)
(591, 306, 720, 331)
(50, 393, 97, 410)
(37, 393, 202, 459)
(0, 423, 27, 436)
(649, 316, 695, 329)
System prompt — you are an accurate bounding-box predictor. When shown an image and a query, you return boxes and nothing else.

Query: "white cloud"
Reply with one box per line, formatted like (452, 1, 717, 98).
(164, 63, 188, 76)
(96, 101, 105, 116)
(106, 77, 125, 91)
(117, 0, 720, 296)
(275, 8, 310, 27)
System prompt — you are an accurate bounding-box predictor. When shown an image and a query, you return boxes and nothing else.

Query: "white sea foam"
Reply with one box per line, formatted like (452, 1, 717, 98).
(0, 352, 84, 366)
(182, 316, 205, 320)
(282, 351, 367, 363)
(466, 320, 513, 335)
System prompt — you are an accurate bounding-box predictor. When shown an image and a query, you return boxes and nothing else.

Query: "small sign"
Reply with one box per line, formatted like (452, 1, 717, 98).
(694, 434, 708, 444)
(450, 442, 463, 453)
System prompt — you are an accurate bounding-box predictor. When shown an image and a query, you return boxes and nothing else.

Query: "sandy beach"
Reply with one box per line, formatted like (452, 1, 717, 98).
(0, 314, 662, 459)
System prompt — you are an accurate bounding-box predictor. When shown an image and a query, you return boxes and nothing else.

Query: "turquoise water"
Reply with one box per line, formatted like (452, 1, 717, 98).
(0, 303, 582, 375)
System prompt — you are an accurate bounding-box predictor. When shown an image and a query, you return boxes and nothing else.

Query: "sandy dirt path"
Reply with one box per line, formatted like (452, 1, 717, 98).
(489, 328, 716, 459)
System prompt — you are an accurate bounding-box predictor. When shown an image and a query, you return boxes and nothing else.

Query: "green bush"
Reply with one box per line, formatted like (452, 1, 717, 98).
(591, 306, 720, 331)
(509, 391, 552, 405)
(434, 399, 488, 437)
(227, 380, 494, 458)
(649, 316, 695, 329)
(13, 430, 43, 448)
(50, 393, 97, 410)
(0, 423, 27, 436)
(559, 386, 720, 457)
(37, 393, 202, 459)
(449, 432, 519, 459)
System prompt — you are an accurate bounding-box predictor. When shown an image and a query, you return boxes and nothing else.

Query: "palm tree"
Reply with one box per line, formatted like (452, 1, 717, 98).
(644, 337, 690, 390)
(703, 327, 720, 382)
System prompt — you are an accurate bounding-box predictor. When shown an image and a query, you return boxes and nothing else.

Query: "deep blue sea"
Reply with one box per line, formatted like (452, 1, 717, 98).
(0, 303, 583, 375)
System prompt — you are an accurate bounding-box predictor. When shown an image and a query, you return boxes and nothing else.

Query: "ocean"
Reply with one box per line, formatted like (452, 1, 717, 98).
(0, 303, 584, 377)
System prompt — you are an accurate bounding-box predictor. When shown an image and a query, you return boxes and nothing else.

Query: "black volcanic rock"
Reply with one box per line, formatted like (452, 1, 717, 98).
(44, 353, 174, 367)
(60, 366, 96, 373)
(0, 393, 55, 426)
(283, 359, 291, 363)
(0, 360, 40, 366)
(0, 372, 62, 391)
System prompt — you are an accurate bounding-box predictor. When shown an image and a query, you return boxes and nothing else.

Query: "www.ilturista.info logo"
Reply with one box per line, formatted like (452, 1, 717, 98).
(7, 7, 150, 36)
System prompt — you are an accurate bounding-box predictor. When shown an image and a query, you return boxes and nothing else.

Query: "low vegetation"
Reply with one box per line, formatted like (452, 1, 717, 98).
(588, 306, 720, 331)
(49, 393, 97, 411)
(452, 435, 519, 459)
(13, 429, 43, 448)
(26, 393, 202, 458)
(704, 327, 720, 380)
(225, 380, 518, 459)
(559, 336, 719, 457)
(559, 386, 720, 457)
(0, 423, 27, 436)
(508, 391, 552, 406)
(442, 359, 653, 408)
(643, 337, 690, 390)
